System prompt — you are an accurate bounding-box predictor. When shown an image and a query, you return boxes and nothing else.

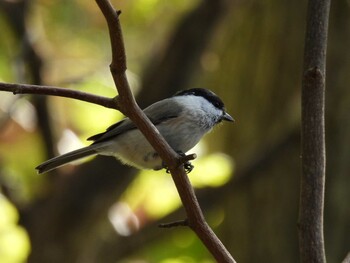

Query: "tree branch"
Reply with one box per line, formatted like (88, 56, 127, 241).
(0, 82, 118, 110)
(299, 0, 330, 261)
(159, 219, 189, 228)
(95, 0, 235, 262)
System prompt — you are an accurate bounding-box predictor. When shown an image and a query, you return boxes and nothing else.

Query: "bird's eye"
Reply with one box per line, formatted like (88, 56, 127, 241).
(213, 102, 221, 108)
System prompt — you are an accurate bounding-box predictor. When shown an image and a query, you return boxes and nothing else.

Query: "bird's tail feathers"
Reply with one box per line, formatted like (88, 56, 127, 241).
(36, 145, 100, 174)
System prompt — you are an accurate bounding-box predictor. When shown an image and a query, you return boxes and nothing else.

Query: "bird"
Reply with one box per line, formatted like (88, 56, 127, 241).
(36, 88, 234, 174)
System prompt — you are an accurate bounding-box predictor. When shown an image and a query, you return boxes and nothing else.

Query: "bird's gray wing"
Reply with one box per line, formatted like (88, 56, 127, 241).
(88, 98, 182, 144)
(87, 118, 136, 143)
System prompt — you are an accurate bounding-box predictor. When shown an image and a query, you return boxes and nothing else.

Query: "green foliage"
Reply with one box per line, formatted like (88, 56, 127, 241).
(0, 195, 30, 263)
(0, 15, 18, 82)
(133, 229, 213, 262)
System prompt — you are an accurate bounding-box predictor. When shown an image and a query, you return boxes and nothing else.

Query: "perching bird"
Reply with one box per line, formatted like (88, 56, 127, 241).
(36, 88, 234, 174)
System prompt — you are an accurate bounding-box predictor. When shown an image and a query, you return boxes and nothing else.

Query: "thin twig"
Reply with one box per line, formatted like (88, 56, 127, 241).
(0, 82, 118, 110)
(179, 153, 197, 163)
(299, 0, 330, 261)
(159, 219, 189, 228)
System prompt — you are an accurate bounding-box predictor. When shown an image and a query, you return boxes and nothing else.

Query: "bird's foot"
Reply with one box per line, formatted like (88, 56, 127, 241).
(163, 152, 196, 174)
(183, 161, 194, 173)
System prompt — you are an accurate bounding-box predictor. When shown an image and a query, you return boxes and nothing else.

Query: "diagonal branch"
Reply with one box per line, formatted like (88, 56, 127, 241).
(95, 0, 235, 262)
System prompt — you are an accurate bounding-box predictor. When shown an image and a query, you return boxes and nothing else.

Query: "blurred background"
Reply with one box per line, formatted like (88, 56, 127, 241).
(0, 0, 349, 262)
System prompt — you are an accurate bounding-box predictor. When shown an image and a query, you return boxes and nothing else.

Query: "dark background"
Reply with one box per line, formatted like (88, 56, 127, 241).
(0, 0, 349, 262)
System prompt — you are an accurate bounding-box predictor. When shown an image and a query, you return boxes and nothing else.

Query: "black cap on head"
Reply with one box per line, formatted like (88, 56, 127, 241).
(174, 88, 225, 110)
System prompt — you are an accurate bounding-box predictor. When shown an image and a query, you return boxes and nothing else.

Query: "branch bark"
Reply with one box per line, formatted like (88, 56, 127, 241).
(95, 0, 235, 261)
(299, 0, 330, 262)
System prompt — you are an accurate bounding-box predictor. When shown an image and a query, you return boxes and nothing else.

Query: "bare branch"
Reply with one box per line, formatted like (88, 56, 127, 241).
(95, 0, 235, 262)
(299, 0, 330, 261)
(159, 219, 189, 228)
(0, 82, 118, 110)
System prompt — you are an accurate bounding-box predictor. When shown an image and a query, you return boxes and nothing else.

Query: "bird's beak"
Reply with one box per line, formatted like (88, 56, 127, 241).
(222, 112, 235, 122)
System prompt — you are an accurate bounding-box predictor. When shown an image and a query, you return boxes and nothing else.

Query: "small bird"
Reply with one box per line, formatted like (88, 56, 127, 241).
(36, 88, 234, 174)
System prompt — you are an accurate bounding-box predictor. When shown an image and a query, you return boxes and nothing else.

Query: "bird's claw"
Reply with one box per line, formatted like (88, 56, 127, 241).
(183, 161, 194, 173)
(165, 165, 170, 174)
(163, 151, 194, 174)
(164, 162, 194, 174)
